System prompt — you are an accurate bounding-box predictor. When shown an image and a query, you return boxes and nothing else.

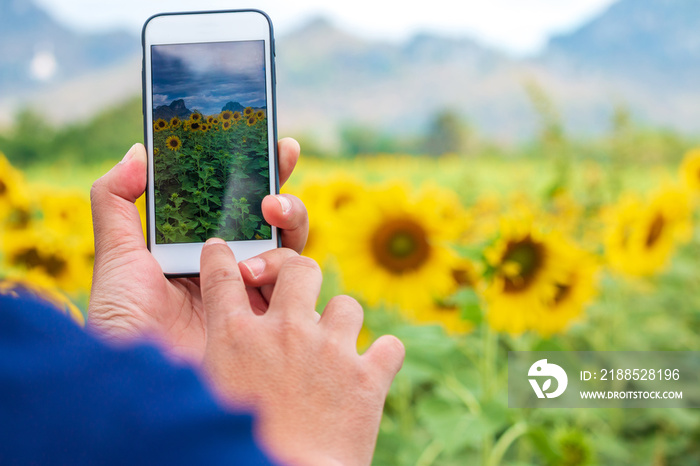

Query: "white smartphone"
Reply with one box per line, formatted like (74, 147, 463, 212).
(142, 10, 279, 276)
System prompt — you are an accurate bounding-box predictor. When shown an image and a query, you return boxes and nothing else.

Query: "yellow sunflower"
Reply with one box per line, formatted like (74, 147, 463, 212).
(200, 124, 209, 133)
(154, 118, 169, 132)
(206, 115, 215, 125)
(221, 110, 234, 121)
(255, 110, 266, 120)
(246, 115, 257, 126)
(679, 147, 700, 194)
(243, 107, 254, 117)
(154, 147, 160, 156)
(0, 153, 31, 224)
(605, 187, 692, 277)
(332, 183, 461, 310)
(222, 120, 232, 131)
(169, 116, 181, 128)
(189, 112, 202, 122)
(482, 215, 579, 335)
(166, 135, 182, 151)
(189, 121, 201, 131)
(232, 111, 242, 122)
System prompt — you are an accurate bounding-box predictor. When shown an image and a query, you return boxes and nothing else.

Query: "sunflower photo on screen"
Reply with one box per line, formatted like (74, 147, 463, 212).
(150, 41, 271, 244)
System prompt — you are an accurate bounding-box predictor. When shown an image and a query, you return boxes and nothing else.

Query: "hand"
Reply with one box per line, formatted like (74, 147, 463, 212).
(88, 139, 309, 364)
(199, 240, 405, 466)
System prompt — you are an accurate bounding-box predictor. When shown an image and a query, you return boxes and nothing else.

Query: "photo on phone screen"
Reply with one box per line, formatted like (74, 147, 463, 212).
(151, 40, 270, 244)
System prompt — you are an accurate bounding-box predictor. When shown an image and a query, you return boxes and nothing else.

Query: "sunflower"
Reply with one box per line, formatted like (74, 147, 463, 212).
(246, 115, 257, 126)
(222, 120, 232, 131)
(169, 116, 181, 128)
(332, 183, 461, 310)
(255, 110, 266, 120)
(0, 153, 31, 224)
(189, 121, 201, 131)
(221, 110, 234, 121)
(680, 147, 700, 194)
(232, 111, 242, 121)
(604, 187, 692, 277)
(200, 124, 209, 133)
(243, 107, 254, 117)
(189, 112, 202, 122)
(154, 147, 160, 156)
(154, 118, 169, 132)
(482, 215, 580, 335)
(166, 135, 182, 151)
(206, 115, 215, 125)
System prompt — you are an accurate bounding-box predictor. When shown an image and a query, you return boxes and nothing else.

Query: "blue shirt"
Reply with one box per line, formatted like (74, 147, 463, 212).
(0, 288, 274, 465)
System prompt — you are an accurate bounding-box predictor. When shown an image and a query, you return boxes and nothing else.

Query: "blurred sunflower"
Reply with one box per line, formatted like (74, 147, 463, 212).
(246, 116, 257, 126)
(154, 118, 168, 132)
(0, 153, 31, 225)
(333, 183, 460, 310)
(2, 226, 92, 295)
(679, 147, 700, 194)
(201, 124, 209, 133)
(221, 110, 233, 121)
(153, 147, 160, 156)
(232, 111, 242, 121)
(169, 116, 181, 128)
(189, 121, 201, 131)
(206, 115, 215, 124)
(166, 135, 182, 151)
(222, 120, 232, 131)
(244, 107, 254, 117)
(482, 216, 576, 335)
(605, 187, 692, 277)
(255, 110, 265, 120)
(189, 112, 202, 122)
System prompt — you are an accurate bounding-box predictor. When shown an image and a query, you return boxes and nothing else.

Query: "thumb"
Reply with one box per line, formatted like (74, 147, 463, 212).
(90, 143, 148, 256)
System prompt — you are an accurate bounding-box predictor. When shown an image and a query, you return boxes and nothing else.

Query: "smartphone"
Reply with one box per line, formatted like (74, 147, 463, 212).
(142, 10, 279, 276)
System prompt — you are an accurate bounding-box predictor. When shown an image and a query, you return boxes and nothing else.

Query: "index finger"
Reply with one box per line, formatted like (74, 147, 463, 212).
(200, 238, 253, 327)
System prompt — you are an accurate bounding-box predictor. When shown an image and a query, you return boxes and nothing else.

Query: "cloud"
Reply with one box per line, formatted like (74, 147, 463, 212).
(152, 41, 267, 114)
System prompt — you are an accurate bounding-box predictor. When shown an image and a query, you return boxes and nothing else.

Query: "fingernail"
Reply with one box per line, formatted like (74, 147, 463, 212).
(120, 144, 139, 164)
(205, 237, 226, 245)
(276, 195, 292, 215)
(242, 258, 265, 279)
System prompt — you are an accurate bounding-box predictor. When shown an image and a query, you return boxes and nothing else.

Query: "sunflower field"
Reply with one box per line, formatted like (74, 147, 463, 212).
(1, 107, 700, 464)
(153, 108, 271, 243)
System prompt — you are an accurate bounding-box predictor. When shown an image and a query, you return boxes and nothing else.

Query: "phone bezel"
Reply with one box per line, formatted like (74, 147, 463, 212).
(142, 10, 280, 277)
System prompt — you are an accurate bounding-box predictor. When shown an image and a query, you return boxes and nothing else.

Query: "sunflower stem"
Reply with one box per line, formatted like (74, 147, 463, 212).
(481, 323, 498, 464)
(415, 439, 444, 466)
(487, 421, 527, 466)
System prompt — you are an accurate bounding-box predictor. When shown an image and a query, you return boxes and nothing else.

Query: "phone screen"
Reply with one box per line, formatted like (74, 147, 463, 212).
(150, 40, 271, 244)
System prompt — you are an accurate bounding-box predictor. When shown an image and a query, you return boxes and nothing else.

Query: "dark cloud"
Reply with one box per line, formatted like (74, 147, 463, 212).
(151, 41, 266, 115)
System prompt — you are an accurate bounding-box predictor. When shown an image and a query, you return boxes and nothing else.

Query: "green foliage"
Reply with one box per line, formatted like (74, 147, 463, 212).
(423, 109, 471, 157)
(0, 98, 142, 167)
(153, 116, 271, 243)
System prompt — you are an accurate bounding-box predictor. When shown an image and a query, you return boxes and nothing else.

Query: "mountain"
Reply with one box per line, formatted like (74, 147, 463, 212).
(0, 0, 138, 92)
(222, 102, 245, 113)
(543, 0, 700, 90)
(3, 2, 700, 143)
(154, 99, 192, 121)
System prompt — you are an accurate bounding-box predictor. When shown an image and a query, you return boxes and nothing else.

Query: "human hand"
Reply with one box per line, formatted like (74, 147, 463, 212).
(88, 139, 309, 364)
(199, 240, 405, 466)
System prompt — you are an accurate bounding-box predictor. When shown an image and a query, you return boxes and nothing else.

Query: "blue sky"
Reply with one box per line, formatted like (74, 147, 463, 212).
(36, 0, 618, 56)
(152, 41, 266, 115)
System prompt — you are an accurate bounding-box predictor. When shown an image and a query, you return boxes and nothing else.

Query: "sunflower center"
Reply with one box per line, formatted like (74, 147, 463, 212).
(502, 237, 544, 293)
(371, 218, 430, 274)
(333, 194, 353, 210)
(0, 179, 6, 195)
(13, 248, 67, 277)
(645, 214, 665, 247)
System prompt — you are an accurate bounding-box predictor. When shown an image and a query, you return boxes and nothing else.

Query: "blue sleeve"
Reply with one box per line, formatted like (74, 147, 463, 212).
(0, 290, 275, 466)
